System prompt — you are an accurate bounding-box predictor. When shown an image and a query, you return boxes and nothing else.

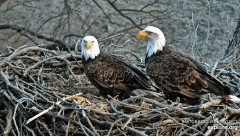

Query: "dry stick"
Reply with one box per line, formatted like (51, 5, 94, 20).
(37, 120, 53, 136)
(5, 62, 22, 76)
(215, 127, 225, 136)
(0, 46, 56, 67)
(8, 83, 33, 98)
(105, 99, 128, 117)
(89, 116, 147, 136)
(204, 124, 215, 136)
(0, 67, 10, 85)
(22, 124, 36, 136)
(204, 110, 227, 136)
(112, 102, 141, 114)
(143, 97, 206, 119)
(227, 107, 240, 115)
(72, 99, 99, 136)
(78, 118, 89, 136)
(53, 113, 95, 136)
(106, 119, 123, 136)
(115, 94, 145, 109)
(0, 67, 33, 98)
(199, 98, 222, 111)
(26, 93, 82, 124)
(15, 55, 39, 62)
(13, 97, 35, 136)
(197, 111, 218, 134)
(65, 111, 75, 136)
(3, 90, 18, 104)
(23, 56, 69, 77)
(120, 123, 148, 136)
(21, 84, 53, 103)
(211, 61, 219, 75)
(179, 119, 205, 136)
(89, 109, 118, 117)
(82, 110, 99, 136)
(35, 122, 44, 136)
(19, 79, 52, 99)
(161, 111, 204, 136)
(117, 127, 127, 136)
(26, 102, 57, 124)
(121, 117, 132, 130)
(68, 113, 96, 135)
(200, 121, 210, 133)
(169, 113, 203, 135)
(2, 98, 13, 136)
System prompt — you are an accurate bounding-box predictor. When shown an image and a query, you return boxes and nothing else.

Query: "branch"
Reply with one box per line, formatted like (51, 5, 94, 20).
(1, 98, 13, 136)
(0, 24, 68, 50)
(106, 0, 142, 29)
(26, 93, 82, 124)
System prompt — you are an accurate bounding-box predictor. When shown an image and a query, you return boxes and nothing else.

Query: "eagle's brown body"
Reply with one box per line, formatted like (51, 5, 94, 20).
(82, 52, 153, 98)
(145, 46, 232, 104)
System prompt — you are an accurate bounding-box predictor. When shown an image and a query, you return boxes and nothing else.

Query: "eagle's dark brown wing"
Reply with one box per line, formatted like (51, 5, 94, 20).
(176, 50, 231, 96)
(146, 47, 231, 101)
(83, 52, 152, 98)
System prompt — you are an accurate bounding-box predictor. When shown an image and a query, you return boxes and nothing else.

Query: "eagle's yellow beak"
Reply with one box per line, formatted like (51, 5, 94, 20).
(86, 41, 92, 49)
(137, 30, 149, 38)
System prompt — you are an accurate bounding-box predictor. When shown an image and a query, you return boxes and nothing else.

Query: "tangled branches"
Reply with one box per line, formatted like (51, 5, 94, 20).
(0, 45, 240, 136)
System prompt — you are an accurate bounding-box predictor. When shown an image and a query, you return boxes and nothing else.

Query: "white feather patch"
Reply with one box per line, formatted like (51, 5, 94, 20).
(228, 95, 240, 103)
(81, 36, 100, 60)
(144, 26, 166, 57)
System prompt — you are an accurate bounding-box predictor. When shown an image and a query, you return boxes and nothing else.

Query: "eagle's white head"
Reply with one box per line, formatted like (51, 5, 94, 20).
(81, 36, 100, 60)
(137, 26, 166, 57)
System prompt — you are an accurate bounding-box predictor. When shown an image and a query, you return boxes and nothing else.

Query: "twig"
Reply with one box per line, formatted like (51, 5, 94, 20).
(227, 107, 240, 115)
(82, 109, 99, 136)
(22, 124, 36, 136)
(89, 116, 147, 136)
(211, 61, 219, 75)
(0, 46, 56, 67)
(0, 25, 68, 50)
(2, 98, 13, 136)
(121, 117, 132, 130)
(26, 93, 82, 124)
(199, 98, 222, 111)
(106, 119, 123, 136)
(78, 118, 89, 136)
(37, 120, 53, 136)
(106, 0, 142, 29)
(23, 56, 69, 77)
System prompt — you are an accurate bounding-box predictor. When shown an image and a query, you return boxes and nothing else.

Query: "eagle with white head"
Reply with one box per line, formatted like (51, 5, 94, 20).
(80, 36, 157, 98)
(137, 26, 240, 104)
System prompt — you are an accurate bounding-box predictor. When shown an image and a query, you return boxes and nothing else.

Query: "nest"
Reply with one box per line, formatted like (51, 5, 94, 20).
(0, 45, 240, 136)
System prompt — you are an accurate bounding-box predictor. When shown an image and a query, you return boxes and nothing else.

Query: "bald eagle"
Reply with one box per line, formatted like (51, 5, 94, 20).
(137, 26, 240, 104)
(80, 36, 156, 98)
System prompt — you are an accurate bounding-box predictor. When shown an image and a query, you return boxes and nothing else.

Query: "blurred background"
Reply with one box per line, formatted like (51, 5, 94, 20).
(0, 0, 239, 63)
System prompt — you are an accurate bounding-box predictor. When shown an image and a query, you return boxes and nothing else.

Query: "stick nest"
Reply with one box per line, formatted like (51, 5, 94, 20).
(0, 45, 240, 136)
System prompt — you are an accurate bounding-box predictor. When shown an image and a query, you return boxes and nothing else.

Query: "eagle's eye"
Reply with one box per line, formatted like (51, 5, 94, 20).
(92, 41, 95, 43)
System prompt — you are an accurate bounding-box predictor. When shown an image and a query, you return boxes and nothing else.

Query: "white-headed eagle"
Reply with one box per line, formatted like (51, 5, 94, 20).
(137, 26, 240, 104)
(80, 36, 157, 98)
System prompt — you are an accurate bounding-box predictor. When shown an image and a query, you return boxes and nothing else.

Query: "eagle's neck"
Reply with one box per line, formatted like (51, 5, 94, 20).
(147, 36, 166, 57)
(82, 47, 100, 61)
